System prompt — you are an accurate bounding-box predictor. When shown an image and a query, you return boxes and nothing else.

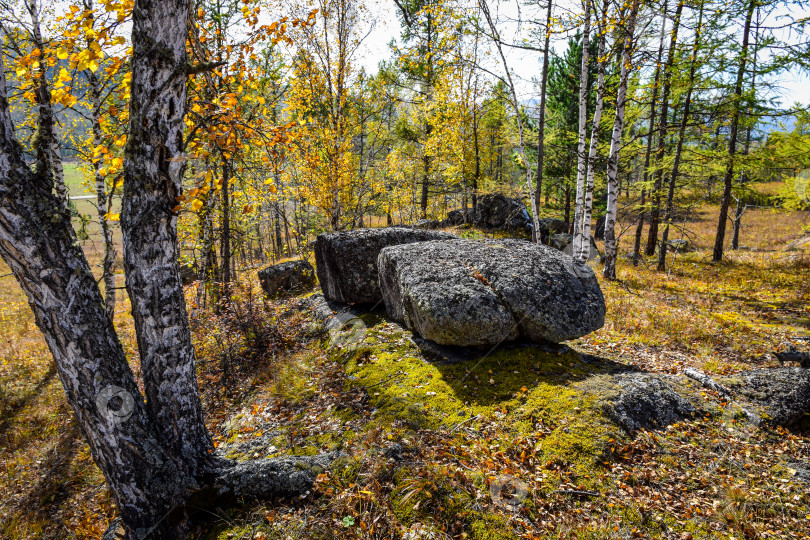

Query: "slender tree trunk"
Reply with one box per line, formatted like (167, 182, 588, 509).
(632, 5, 668, 264)
(714, 0, 756, 262)
(473, 105, 480, 213)
(732, 9, 759, 251)
(603, 0, 640, 279)
(479, 0, 542, 240)
(90, 74, 117, 320)
(646, 0, 679, 256)
(221, 160, 231, 299)
(534, 0, 554, 225)
(83, 0, 117, 320)
(26, 0, 67, 206)
(658, 0, 702, 270)
(572, 0, 592, 256)
(578, 0, 607, 262)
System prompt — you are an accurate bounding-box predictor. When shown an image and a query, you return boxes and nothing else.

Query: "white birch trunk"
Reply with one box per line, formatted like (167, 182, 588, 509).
(578, 0, 607, 262)
(603, 0, 640, 279)
(572, 0, 591, 257)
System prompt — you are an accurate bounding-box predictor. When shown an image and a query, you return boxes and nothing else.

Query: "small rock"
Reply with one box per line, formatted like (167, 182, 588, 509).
(258, 260, 316, 298)
(606, 373, 700, 433)
(550, 233, 573, 251)
(730, 367, 810, 427)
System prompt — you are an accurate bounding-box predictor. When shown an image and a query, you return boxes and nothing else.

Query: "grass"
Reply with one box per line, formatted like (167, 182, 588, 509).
(0, 182, 808, 538)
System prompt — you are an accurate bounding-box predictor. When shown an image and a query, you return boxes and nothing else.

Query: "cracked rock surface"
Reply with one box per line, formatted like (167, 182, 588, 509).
(314, 227, 457, 304)
(724, 367, 810, 427)
(377, 239, 606, 346)
(604, 373, 701, 433)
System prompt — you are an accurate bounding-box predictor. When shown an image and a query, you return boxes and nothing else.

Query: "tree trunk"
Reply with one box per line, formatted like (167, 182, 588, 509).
(572, 0, 592, 257)
(478, 0, 541, 240)
(221, 160, 232, 296)
(84, 1, 117, 320)
(732, 10, 759, 252)
(473, 104, 480, 213)
(0, 39, 200, 537)
(646, 0, 678, 257)
(632, 4, 668, 264)
(603, 0, 640, 280)
(26, 0, 67, 206)
(658, 0, 701, 271)
(578, 0, 607, 262)
(713, 0, 756, 262)
(122, 0, 217, 478)
(534, 0, 554, 223)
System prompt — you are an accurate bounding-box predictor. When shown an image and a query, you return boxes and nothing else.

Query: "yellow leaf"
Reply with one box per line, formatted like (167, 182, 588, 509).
(191, 199, 203, 212)
(105, 212, 120, 221)
(56, 47, 69, 60)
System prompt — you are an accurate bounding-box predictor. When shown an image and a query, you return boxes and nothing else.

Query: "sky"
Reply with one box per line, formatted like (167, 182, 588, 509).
(354, 0, 810, 111)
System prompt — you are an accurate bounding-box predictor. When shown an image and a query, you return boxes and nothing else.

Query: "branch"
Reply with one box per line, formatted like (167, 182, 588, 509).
(184, 61, 227, 75)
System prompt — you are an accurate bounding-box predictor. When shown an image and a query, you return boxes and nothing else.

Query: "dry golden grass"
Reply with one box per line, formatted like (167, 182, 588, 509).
(577, 202, 810, 374)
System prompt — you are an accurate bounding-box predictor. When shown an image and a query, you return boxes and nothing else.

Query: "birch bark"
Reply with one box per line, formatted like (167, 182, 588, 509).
(572, 0, 591, 257)
(603, 0, 640, 279)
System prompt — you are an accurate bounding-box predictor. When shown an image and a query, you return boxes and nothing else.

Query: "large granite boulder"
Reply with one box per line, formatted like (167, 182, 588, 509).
(378, 239, 606, 346)
(258, 260, 316, 297)
(314, 227, 457, 304)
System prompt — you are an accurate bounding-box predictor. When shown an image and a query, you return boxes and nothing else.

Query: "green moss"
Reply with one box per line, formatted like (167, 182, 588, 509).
(327, 315, 623, 480)
(468, 513, 519, 540)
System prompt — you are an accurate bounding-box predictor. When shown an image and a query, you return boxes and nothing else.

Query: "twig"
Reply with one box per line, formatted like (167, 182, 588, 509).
(449, 413, 481, 434)
(365, 372, 404, 389)
(554, 489, 600, 498)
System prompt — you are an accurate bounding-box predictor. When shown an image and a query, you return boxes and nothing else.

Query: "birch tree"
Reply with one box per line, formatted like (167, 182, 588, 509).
(571, 0, 591, 257)
(577, 0, 607, 262)
(603, 0, 640, 279)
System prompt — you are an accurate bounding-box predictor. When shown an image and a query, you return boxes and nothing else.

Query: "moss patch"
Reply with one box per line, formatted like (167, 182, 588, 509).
(329, 313, 624, 477)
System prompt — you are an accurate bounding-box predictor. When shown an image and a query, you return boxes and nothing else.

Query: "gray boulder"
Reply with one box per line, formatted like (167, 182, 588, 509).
(729, 368, 810, 427)
(414, 219, 442, 229)
(377, 239, 606, 346)
(314, 227, 457, 304)
(594, 214, 606, 240)
(258, 260, 316, 297)
(605, 373, 700, 433)
(537, 218, 567, 244)
(179, 261, 198, 285)
(445, 208, 474, 226)
(474, 194, 531, 232)
(550, 233, 573, 251)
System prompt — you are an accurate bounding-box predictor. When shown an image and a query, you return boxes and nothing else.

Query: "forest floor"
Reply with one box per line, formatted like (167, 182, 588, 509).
(0, 190, 808, 539)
